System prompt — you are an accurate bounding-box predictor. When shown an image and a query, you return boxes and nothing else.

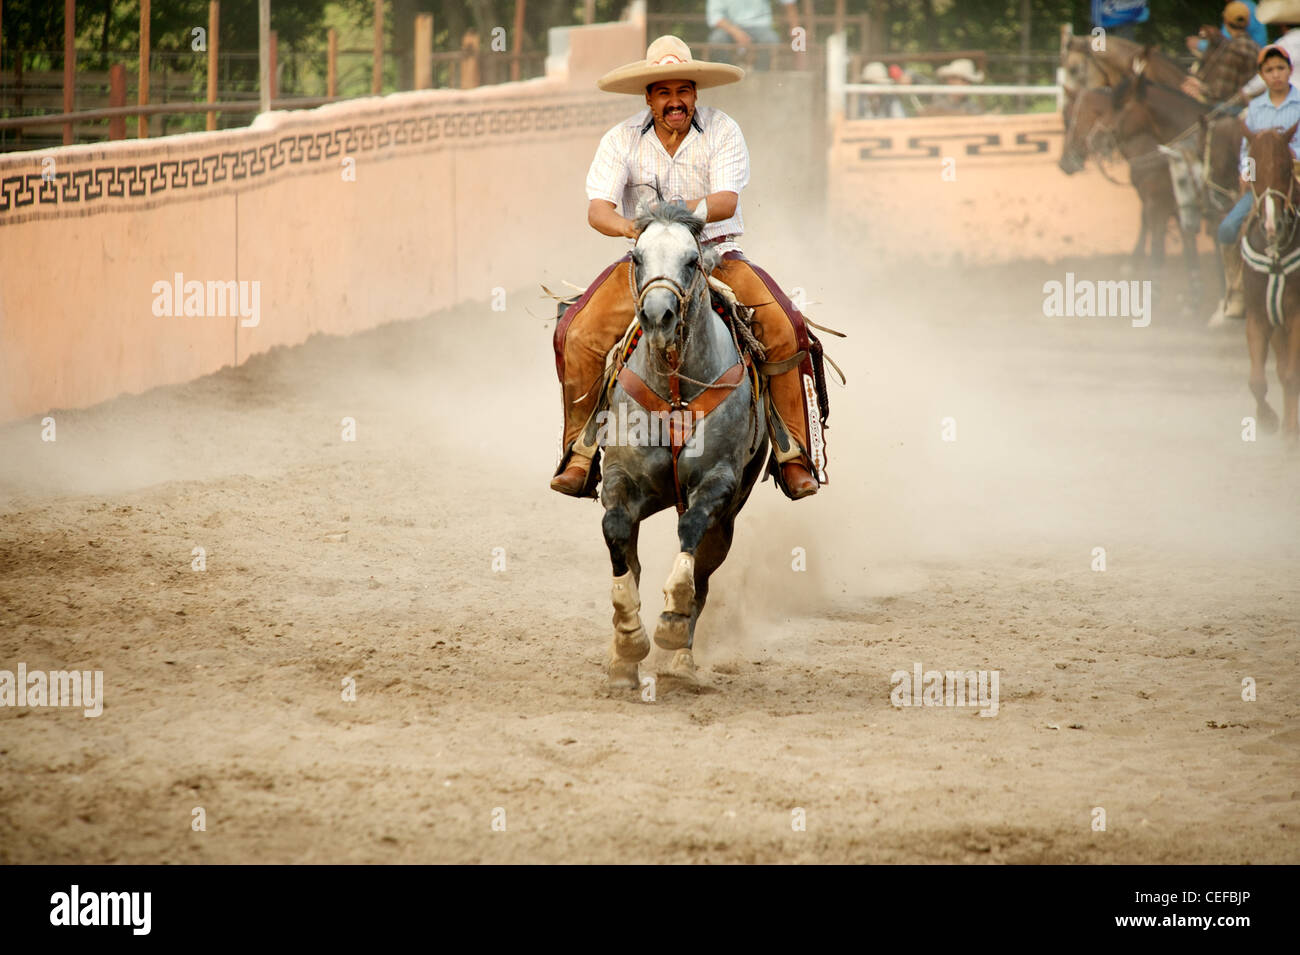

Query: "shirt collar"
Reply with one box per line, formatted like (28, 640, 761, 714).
(1258, 84, 1300, 108)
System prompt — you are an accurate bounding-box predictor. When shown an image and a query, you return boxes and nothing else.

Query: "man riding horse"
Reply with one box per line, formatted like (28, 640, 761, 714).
(550, 35, 826, 501)
(1183, 2, 1261, 110)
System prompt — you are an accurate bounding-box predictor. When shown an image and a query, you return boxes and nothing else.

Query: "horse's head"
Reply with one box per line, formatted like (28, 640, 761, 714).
(1060, 87, 1114, 174)
(1243, 122, 1300, 250)
(630, 200, 716, 368)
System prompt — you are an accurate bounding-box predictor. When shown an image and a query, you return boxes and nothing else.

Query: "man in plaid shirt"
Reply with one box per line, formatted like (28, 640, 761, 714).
(1183, 2, 1261, 106)
(550, 36, 825, 501)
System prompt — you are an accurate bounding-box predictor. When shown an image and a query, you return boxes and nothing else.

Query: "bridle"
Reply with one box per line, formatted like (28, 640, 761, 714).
(627, 232, 734, 391)
(620, 225, 753, 515)
(1246, 148, 1300, 257)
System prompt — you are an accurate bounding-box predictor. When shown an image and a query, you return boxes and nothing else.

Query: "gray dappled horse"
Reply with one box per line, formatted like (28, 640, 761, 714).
(601, 201, 767, 689)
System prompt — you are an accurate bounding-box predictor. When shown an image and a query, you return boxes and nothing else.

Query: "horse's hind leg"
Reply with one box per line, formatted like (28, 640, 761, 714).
(654, 474, 735, 651)
(603, 494, 649, 689)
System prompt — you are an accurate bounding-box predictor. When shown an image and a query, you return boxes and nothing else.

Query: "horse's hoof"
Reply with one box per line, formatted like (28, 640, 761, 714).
(654, 612, 691, 650)
(1260, 406, 1280, 434)
(667, 648, 698, 685)
(607, 654, 640, 690)
(613, 625, 650, 661)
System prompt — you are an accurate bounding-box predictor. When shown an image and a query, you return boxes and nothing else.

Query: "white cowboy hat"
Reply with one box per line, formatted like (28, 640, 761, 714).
(936, 57, 985, 83)
(1257, 0, 1300, 23)
(861, 61, 891, 84)
(597, 35, 744, 94)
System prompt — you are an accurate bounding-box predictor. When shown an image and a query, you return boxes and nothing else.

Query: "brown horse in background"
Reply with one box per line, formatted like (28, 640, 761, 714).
(1059, 86, 1199, 278)
(1061, 33, 1188, 131)
(1239, 124, 1300, 440)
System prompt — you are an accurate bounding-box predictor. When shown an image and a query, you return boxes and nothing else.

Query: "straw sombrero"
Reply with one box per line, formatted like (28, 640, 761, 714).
(1258, 0, 1300, 23)
(936, 58, 985, 83)
(597, 35, 744, 94)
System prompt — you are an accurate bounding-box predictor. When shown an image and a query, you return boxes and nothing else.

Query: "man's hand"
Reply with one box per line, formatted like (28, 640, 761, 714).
(1182, 76, 1205, 101)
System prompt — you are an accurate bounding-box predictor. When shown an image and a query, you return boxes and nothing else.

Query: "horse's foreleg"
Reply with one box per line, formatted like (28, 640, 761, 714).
(602, 491, 650, 688)
(654, 473, 735, 651)
(1181, 227, 1202, 293)
(662, 517, 738, 684)
(1132, 198, 1149, 260)
(1149, 201, 1168, 267)
(1246, 309, 1279, 434)
(1280, 323, 1300, 442)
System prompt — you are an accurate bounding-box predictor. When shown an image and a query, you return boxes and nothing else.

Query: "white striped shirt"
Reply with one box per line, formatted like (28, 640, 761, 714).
(585, 104, 750, 253)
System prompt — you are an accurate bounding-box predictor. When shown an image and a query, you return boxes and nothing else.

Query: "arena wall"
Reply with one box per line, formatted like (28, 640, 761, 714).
(1, 20, 1161, 424)
(828, 111, 1161, 266)
(0, 21, 646, 424)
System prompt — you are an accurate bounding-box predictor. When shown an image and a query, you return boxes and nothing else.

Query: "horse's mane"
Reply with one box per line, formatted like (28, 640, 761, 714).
(632, 201, 721, 276)
(633, 200, 707, 240)
(1113, 71, 1206, 113)
(1068, 35, 1189, 88)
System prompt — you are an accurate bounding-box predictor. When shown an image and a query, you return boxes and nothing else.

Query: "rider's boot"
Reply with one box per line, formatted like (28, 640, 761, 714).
(551, 451, 592, 496)
(766, 387, 819, 500)
(1211, 242, 1246, 327)
(551, 408, 603, 497)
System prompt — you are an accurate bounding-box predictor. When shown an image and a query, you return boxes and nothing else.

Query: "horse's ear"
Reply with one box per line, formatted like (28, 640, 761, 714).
(691, 199, 708, 223)
(634, 197, 650, 220)
(1284, 121, 1300, 145)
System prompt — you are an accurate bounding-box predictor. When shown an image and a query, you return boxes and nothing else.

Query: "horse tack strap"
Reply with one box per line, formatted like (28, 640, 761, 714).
(756, 350, 808, 377)
(617, 362, 746, 514)
(1241, 235, 1300, 328)
(617, 362, 746, 423)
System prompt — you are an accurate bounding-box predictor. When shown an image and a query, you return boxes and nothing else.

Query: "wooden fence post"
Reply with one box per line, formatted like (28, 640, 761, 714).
(461, 30, 479, 89)
(139, 0, 150, 137)
(207, 0, 219, 130)
(109, 63, 126, 139)
(372, 0, 384, 94)
(327, 27, 337, 98)
(63, 0, 75, 145)
(414, 13, 432, 89)
(511, 0, 526, 82)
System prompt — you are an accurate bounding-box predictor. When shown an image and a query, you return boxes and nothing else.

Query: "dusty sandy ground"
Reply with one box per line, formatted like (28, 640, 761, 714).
(0, 242, 1297, 863)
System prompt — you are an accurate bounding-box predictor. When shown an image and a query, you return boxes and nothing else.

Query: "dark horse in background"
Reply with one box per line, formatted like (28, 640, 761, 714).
(1111, 66, 1245, 317)
(1239, 124, 1300, 441)
(1059, 84, 1200, 281)
(1060, 31, 1188, 133)
(600, 201, 768, 689)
